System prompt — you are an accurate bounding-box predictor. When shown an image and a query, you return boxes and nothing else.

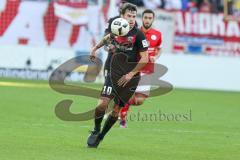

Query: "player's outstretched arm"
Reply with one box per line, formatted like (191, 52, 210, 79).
(150, 48, 161, 63)
(90, 34, 111, 61)
(117, 51, 148, 87)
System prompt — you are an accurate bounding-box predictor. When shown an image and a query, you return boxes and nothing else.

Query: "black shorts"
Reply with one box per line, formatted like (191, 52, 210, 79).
(100, 69, 115, 99)
(100, 54, 140, 107)
(100, 70, 127, 107)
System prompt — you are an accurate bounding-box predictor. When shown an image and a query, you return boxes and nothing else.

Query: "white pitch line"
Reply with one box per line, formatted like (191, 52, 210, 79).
(0, 81, 49, 88)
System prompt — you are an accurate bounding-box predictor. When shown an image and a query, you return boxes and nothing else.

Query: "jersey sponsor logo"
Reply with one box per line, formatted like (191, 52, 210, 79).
(142, 39, 148, 48)
(115, 43, 133, 51)
(128, 36, 133, 42)
(114, 36, 135, 52)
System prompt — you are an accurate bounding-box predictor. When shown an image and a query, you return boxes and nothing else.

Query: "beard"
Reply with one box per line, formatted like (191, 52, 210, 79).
(143, 23, 152, 29)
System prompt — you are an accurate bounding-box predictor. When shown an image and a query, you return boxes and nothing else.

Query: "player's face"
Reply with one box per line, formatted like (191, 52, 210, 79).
(142, 13, 154, 29)
(121, 10, 137, 29)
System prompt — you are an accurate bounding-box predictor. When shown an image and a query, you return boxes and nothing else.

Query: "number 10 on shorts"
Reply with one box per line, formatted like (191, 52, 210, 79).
(102, 86, 112, 95)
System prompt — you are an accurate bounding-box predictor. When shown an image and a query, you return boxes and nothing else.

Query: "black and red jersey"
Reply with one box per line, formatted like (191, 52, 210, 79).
(104, 17, 147, 71)
(111, 26, 148, 62)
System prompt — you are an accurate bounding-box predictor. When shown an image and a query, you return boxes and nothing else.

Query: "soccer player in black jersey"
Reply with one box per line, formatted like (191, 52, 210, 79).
(87, 3, 148, 148)
(103, 2, 138, 73)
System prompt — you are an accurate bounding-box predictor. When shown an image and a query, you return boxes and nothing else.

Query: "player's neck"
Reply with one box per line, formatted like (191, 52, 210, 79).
(142, 26, 151, 33)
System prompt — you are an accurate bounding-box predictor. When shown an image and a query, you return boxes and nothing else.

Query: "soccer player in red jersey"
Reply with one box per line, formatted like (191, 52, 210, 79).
(120, 9, 162, 128)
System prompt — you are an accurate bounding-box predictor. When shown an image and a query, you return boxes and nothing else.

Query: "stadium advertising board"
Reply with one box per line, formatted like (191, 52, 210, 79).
(174, 11, 240, 56)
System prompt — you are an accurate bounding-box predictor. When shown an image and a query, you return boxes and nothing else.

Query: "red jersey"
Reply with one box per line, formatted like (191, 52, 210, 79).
(140, 27, 162, 74)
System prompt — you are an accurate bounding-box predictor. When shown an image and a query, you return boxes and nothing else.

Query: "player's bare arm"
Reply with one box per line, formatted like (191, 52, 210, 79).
(150, 48, 161, 62)
(90, 33, 111, 61)
(118, 50, 148, 87)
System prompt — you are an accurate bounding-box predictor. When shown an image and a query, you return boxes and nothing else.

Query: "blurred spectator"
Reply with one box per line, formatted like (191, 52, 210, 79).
(181, 0, 189, 11)
(164, 0, 182, 10)
(124, 0, 144, 6)
(227, 0, 240, 17)
(195, 0, 204, 10)
(209, 0, 223, 13)
(199, 0, 211, 12)
(159, 0, 165, 9)
(116, 0, 226, 13)
(234, 0, 240, 17)
(142, 0, 161, 9)
(187, 1, 198, 12)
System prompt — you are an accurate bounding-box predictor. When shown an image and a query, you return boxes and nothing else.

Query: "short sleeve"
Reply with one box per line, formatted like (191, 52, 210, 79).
(104, 19, 112, 36)
(135, 30, 148, 52)
(157, 32, 162, 49)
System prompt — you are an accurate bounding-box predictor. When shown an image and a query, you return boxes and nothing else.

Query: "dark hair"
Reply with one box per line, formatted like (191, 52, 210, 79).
(120, 2, 137, 15)
(142, 9, 155, 17)
(118, 1, 126, 14)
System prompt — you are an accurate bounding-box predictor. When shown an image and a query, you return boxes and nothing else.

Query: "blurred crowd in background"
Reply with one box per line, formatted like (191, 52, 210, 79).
(0, 0, 239, 56)
(0, 0, 239, 79)
(116, 0, 225, 13)
(2, 0, 240, 15)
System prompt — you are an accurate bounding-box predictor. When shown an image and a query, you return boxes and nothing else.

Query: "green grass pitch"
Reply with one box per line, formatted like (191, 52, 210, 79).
(0, 78, 240, 160)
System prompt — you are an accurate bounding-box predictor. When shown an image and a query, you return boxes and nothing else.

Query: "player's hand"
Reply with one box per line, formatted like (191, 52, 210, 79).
(108, 44, 116, 52)
(89, 47, 97, 62)
(117, 72, 135, 87)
